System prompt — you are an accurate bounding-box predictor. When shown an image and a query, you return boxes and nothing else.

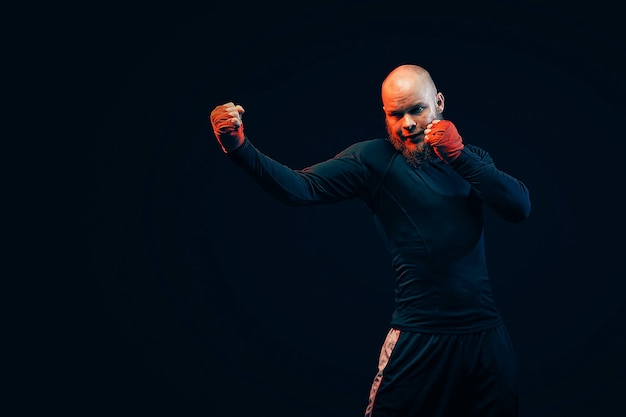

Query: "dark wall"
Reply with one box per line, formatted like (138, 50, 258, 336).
(82, 1, 625, 416)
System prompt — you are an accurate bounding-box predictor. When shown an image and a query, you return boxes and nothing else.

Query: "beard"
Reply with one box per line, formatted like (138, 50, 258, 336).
(386, 125, 436, 169)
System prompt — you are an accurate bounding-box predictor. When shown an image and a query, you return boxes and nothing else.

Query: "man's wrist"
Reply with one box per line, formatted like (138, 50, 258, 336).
(220, 136, 246, 154)
(218, 134, 245, 154)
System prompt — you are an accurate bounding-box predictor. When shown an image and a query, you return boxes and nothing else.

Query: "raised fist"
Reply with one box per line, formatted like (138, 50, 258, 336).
(424, 119, 464, 162)
(210, 102, 246, 153)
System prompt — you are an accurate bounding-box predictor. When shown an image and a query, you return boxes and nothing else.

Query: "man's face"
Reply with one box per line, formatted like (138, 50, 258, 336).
(382, 78, 444, 167)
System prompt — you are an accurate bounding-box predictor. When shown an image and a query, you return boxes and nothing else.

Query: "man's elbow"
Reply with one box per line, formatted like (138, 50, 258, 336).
(508, 200, 531, 223)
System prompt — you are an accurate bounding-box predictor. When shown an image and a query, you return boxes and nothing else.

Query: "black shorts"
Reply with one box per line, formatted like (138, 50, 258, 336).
(365, 323, 518, 417)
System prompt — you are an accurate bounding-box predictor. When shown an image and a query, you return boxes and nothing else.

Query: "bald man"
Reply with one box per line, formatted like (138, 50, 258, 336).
(209, 64, 531, 417)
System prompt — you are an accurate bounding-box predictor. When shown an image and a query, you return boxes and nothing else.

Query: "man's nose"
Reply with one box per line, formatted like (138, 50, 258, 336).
(403, 115, 417, 131)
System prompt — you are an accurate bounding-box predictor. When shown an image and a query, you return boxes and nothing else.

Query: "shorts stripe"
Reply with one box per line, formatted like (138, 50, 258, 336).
(364, 328, 401, 417)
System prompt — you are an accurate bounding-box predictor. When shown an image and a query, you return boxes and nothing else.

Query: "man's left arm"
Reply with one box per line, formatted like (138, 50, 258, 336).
(425, 119, 531, 223)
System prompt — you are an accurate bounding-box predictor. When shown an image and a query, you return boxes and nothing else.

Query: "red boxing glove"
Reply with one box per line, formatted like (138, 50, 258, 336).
(209, 102, 245, 153)
(424, 119, 464, 162)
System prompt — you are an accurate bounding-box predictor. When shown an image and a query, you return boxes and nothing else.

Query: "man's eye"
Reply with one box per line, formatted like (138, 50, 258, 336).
(410, 106, 424, 114)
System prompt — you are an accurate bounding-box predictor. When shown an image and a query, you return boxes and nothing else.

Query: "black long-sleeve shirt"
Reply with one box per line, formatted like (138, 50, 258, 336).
(227, 137, 531, 333)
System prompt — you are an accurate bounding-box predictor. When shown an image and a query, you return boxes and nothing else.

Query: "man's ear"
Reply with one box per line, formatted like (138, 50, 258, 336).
(436, 93, 445, 111)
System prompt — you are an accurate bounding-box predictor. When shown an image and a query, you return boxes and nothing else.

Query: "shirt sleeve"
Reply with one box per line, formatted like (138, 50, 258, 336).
(448, 144, 531, 223)
(226, 137, 371, 206)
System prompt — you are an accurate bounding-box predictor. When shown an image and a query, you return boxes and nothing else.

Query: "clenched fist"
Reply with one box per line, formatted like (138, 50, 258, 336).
(424, 119, 464, 162)
(210, 102, 246, 153)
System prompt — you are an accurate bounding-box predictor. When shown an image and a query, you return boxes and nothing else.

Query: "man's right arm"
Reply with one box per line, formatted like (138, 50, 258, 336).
(209, 102, 370, 206)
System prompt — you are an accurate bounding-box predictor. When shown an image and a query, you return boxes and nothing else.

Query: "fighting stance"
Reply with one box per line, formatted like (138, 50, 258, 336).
(209, 64, 530, 417)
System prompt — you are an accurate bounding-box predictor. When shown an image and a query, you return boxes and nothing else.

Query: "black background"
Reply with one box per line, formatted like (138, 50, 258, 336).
(37, 0, 626, 415)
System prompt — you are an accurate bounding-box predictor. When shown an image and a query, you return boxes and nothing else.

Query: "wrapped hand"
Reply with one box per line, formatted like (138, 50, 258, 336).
(209, 102, 246, 153)
(424, 119, 464, 162)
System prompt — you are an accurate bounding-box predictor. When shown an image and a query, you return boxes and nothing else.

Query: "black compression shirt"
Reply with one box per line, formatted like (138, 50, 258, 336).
(227, 137, 531, 333)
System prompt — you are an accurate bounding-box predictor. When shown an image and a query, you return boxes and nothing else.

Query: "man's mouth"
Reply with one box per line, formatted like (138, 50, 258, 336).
(405, 132, 424, 142)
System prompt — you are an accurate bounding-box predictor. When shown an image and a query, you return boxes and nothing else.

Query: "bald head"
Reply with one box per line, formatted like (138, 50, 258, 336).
(382, 64, 438, 102)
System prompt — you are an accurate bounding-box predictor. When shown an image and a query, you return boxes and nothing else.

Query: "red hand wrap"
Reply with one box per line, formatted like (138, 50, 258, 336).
(425, 120, 464, 162)
(210, 105, 245, 153)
